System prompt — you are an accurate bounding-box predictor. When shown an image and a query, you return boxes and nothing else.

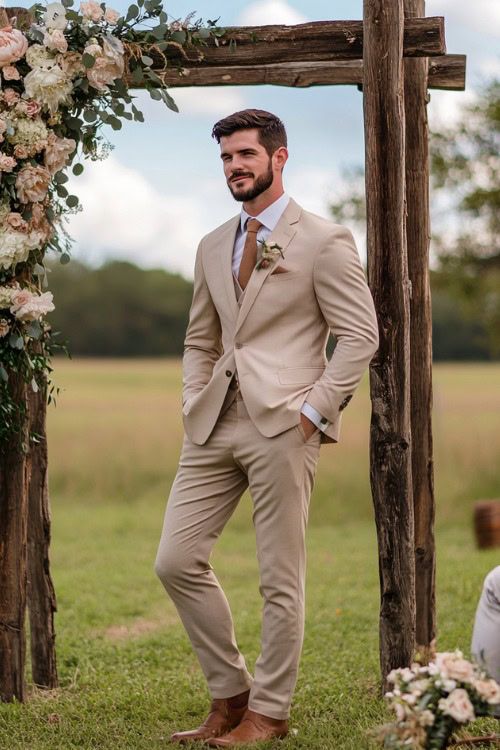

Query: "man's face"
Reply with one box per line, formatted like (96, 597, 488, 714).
(219, 129, 277, 202)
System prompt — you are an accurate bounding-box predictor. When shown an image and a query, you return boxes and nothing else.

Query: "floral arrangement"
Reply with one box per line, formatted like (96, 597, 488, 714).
(0, 1, 222, 447)
(255, 239, 284, 270)
(376, 651, 500, 749)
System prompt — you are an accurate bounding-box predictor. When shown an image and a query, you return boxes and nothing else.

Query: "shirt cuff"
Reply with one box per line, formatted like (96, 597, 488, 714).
(301, 401, 330, 432)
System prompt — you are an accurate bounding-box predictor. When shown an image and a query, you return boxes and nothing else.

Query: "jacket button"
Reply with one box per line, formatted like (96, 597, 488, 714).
(226, 370, 232, 377)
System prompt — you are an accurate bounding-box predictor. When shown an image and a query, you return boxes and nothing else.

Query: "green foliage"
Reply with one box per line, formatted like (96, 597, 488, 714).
(45, 258, 192, 356)
(329, 77, 500, 360)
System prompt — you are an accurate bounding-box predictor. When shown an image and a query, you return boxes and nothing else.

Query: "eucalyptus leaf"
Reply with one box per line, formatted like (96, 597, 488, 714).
(8, 334, 24, 350)
(197, 27, 211, 40)
(72, 163, 84, 176)
(141, 55, 154, 66)
(66, 195, 79, 208)
(108, 116, 122, 130)
(60, 253, 71, 265)
(126, 3, 139, 20)
(171, 30, 186, 44)
(26, 321, 43, 340)
(83, 108, 97, 122)
(82, 52, 95, 69)
(149, 87, 162, 101)
(54, 170, 69, 184)
(0, 365, 8, 383)
(163, 90, 179, 113)
(56, 184, 68, 197)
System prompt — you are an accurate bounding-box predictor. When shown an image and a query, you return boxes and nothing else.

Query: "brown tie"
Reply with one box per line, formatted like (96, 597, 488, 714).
(238, 218, 263, 290)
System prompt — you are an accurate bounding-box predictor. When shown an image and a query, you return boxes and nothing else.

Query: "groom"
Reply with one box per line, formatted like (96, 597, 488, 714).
(155, 109, 379, 746)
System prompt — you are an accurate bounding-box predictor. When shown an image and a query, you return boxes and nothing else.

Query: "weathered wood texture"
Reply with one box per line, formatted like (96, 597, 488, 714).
(157, 54, 465, 91)
(0, 373, 30, 702)
(404, 0, 436, 661)
(27, 373, 58, 690)
(363, 0, 416, 683)
(126, 17, 447, 73)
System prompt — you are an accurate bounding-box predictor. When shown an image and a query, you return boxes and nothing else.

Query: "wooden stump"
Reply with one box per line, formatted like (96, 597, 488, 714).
(474, 501, 500, 549)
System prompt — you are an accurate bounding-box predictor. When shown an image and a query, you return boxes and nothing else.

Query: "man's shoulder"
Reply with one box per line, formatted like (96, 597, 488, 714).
(298, 204, 351, 236)
(200, 213, 240, 247)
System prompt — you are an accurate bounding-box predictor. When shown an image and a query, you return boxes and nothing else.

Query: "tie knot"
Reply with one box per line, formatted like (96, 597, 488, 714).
(246, 218, 262, 234)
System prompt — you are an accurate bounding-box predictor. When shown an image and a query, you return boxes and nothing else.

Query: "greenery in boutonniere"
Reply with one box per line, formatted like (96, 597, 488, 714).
(255, 239, 284, 270)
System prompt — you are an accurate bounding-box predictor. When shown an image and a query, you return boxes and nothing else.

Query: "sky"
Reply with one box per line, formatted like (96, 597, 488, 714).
(11, 0, 500, 278)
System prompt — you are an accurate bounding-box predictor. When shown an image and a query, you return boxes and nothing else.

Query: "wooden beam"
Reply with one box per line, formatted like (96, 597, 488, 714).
(156, 55, 465, 91)
(404, 0, 436, 663)
(135, 17, 446, 70)
(363, 0, 416, 685)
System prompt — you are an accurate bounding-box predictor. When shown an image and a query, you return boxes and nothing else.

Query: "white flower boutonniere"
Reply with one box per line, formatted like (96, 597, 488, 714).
(255, 239, 284, 270)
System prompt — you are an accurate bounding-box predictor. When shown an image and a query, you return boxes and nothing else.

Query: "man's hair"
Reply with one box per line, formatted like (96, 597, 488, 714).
(211, 109, 287, 158)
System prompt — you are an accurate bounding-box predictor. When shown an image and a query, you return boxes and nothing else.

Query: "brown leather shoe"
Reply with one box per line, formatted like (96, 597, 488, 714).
(170, 689, 250, 744)
(206, 708, 289, 747)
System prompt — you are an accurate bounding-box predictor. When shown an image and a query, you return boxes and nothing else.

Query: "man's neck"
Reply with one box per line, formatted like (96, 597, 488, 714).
(243, 188, 285, 217)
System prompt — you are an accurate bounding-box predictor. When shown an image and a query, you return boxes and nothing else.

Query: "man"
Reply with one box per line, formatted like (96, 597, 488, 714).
(155, 109, 379, 746)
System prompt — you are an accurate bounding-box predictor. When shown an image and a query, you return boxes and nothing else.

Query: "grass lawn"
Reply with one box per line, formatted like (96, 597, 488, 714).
(1, 359, 499, 749)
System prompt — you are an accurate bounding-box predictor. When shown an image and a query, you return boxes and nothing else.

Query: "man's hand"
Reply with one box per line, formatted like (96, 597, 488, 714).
(300, 413, 318, 440)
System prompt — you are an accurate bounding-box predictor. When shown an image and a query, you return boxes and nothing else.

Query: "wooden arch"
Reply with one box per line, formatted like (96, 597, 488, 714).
(0, 1, 466, 701)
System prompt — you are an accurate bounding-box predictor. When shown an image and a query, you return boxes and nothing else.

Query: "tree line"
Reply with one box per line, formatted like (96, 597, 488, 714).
(45, 256, 495, 361)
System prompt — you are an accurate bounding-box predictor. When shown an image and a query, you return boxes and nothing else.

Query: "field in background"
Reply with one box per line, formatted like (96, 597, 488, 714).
(46, 358, 500, 526)
(0, 359, 499, 749)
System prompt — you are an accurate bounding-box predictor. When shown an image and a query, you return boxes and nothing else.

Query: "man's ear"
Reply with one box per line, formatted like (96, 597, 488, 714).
(273, 146, 288, 171)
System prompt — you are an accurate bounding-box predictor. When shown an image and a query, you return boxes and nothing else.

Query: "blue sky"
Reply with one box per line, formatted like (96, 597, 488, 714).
(11, 0, 500, 277)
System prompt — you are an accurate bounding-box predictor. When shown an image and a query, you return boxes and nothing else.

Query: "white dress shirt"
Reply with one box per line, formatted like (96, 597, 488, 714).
(232, 192, 330, 433)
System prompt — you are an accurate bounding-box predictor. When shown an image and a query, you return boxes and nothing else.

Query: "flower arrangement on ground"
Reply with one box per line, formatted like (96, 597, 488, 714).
(375, 650, 500, 749)
(0, 0, 222, 446)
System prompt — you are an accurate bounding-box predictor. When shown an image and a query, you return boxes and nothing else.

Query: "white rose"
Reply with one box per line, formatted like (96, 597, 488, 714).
(438, 688, 475, 723)
(435, 652, 475, 683)
(80, 1, 104, 22)
(10, 289, 55, 321)
(474, 678, 500, 705)
(43, 2, 68, 30)
(23, 64, 73, 113)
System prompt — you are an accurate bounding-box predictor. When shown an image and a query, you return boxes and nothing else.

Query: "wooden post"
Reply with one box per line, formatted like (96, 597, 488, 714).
(363, 0, 416, 683)
(404, 0, 436, 660)
(0, 374, 30, 702)
(27, 363, 58, 690)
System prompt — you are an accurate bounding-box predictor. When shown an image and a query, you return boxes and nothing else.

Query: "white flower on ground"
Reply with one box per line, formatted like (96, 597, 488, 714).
(436, 652, 475, 683)
(438, 688, 475, 723)
(474, 678, 500, 705)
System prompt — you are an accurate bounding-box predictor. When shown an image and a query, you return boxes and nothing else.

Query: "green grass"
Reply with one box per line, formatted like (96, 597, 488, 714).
(0, 359, 499, 749)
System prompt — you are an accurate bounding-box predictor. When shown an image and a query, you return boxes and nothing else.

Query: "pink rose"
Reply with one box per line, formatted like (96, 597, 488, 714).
(80, 1, 104, 22)
(57, 50, 84, 78)
(6, 212, 28, 231)
(0, 25, 28, 68)
(104, 7, 120, 24)
(44, 131, 76, 174)
(3, 87, 20, 106)
(438, 689, 475, 723)
(43, 29, 68, 54)
(0, 154, 17, 172)
(13, 144, 29, 159)
(15, 164, 51, 203)
(2, 64, 20, 80)
(29, 203, 53, 243)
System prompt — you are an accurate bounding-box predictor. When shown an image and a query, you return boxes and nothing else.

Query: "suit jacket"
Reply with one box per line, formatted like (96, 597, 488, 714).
(181, 197, 379, 446)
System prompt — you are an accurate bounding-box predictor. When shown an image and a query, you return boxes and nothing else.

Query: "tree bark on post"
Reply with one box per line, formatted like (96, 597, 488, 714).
(404, 0, 436, 661)
(0, 374, 30, 702)
(363, 0, 416, 683)
(27, 356, 58, 689)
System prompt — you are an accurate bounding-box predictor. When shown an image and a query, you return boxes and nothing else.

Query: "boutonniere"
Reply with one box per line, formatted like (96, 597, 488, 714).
(255, 240, 284, 270)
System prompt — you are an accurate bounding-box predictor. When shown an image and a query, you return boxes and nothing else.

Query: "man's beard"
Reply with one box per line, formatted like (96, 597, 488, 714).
(228, 160, 274, 202)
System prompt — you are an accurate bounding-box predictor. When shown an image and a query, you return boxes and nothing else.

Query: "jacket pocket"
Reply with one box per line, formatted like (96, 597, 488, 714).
(278, 366, 325, 385)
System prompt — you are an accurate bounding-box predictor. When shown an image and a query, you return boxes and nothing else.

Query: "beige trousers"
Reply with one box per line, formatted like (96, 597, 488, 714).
(155, 389, 321, 720)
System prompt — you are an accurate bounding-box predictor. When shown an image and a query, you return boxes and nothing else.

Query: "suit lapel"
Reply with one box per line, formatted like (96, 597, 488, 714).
(234, 198, 301, 335)
(217, 214, 241, 320)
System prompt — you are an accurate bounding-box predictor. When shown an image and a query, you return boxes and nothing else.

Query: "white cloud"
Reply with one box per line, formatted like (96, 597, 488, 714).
(427, 0, 500, 39)
(128, 87, 247, 121)
(237, 0, 308, 26)
(428, 88, 476, 130)
(64, 156, 208, 279)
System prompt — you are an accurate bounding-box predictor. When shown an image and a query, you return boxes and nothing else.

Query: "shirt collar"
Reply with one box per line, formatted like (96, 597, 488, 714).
(240, 192, 290, 234)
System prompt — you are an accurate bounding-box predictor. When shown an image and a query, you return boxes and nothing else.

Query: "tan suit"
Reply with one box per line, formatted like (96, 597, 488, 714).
(155, 197, 378, 720)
